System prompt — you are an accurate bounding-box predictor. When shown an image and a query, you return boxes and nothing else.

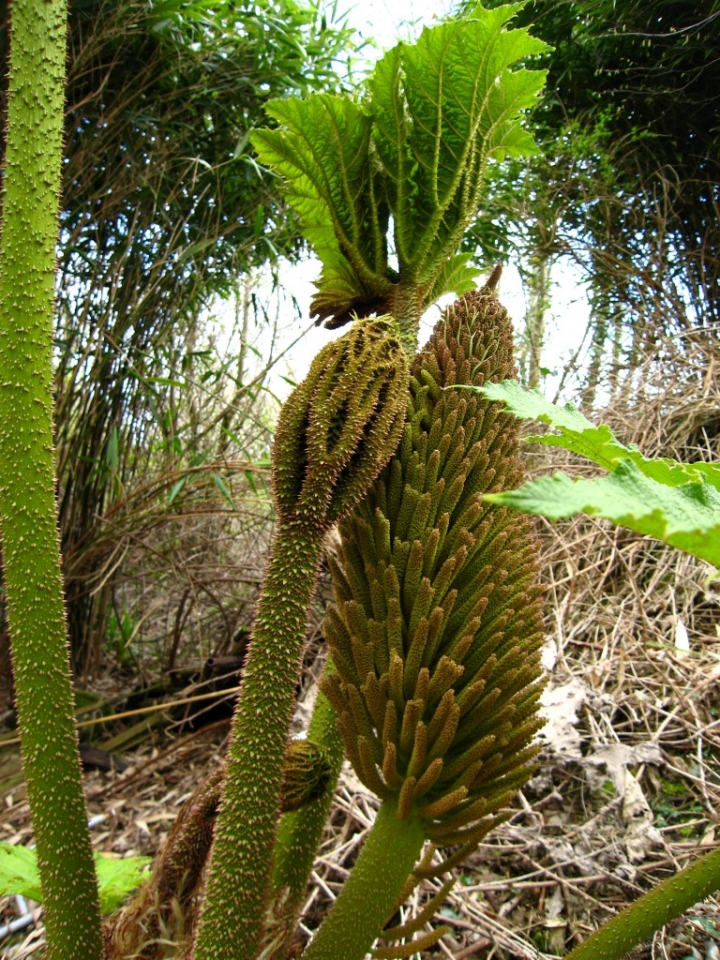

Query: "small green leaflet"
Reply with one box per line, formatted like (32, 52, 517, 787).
(0, 842, 38, 900)
(251, 3, 547, 328)
(0, 842, 150, 914)
(94, 854, 151, 914)
(472, 380, 720, 569)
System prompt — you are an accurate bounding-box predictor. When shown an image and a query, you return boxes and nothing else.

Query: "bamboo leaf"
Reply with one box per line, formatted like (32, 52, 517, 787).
(212, 473, 235, 508)
(168, 476, 189, 504)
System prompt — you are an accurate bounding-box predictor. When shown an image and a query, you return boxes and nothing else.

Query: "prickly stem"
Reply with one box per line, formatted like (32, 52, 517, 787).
(192, 319, 408, 959)
(0, 0, 103, 956)
(564, 845, 720, 960)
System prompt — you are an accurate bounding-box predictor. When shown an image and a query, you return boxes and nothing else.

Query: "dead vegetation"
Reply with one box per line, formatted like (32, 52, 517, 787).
(2, 327, 720, 959)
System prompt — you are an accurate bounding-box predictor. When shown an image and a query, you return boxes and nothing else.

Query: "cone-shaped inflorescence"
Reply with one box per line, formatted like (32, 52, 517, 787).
(322, 277, 545, 852)
(192, 317, 408, 960)
(273, 315, 410, 532)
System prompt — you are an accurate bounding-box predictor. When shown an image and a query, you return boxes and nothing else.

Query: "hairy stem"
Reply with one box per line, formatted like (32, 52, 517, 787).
(192, 519, 324, 960)
(387, 282, 425, 353)
(302, 798, 426, 960)
(565, 844, 720, 960)
(0, 0, 103, 957)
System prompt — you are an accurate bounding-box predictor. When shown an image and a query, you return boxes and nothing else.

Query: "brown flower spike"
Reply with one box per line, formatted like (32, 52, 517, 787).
(323, 275, 545, 858)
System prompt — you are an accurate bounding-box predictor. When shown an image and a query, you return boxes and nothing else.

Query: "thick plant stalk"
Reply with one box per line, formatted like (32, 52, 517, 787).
(565, 844, 720, 960)
(302, 798, 426, 960)
(192, 318, 408, 960)
(0, 0, 103, 957)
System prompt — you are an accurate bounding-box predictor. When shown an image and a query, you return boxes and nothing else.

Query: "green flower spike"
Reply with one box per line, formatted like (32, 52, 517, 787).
(307, 273, 545, 960)
(192, 317, 409, 960)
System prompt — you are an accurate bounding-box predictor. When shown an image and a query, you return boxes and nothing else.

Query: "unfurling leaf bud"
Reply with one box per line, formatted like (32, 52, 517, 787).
(272, 316, 409, 532)
(323, 278, 545, 855)
(280, 739, 334, 813)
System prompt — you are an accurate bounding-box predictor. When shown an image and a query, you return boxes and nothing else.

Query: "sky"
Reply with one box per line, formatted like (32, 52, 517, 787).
(219, 0, 592, 404)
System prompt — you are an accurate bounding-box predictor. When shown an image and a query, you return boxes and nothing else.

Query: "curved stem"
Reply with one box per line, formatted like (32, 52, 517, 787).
(192, 518, 323, 960)
(565, 844, 720, 960)
(302, 798, 426, 960)
(0, 0, 103, 956)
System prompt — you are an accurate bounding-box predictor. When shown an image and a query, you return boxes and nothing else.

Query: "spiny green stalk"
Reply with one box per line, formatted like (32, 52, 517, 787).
(191, 318, 408, 960)
(316, 275, 545, 959)
(0, 0, 103, 957)
(302, 798, 426, 960)
(564, 844, 720, 960)
(271, 663, 345, 901)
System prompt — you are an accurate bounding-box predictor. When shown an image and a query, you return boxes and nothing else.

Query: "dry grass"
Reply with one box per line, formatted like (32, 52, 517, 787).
(2, 329, 720, 958)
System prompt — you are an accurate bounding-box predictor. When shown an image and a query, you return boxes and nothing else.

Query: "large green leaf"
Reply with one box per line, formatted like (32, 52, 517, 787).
(480, 379, 720, 489)
(488, 463, 720, 569)
(369, 3, 548, 292)
(252, 3, 547, 328)
(252, 95, 392, 325)
(0, 842, 150, 914)
(471, 380, 720, 568)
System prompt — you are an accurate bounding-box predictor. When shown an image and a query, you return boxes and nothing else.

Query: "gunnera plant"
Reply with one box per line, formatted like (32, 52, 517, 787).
(304, 271, 546, 960)
(4, 5, 549, 959)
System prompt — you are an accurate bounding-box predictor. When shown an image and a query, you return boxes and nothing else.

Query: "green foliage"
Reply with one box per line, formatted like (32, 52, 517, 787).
(0, 843, 151, 915)
(475, 381, 720, 569)
(252, 2, 547, 330)
(455, 0, 720, 409)
(0, 842, 40, 901)
(520, 0, 720, 310)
